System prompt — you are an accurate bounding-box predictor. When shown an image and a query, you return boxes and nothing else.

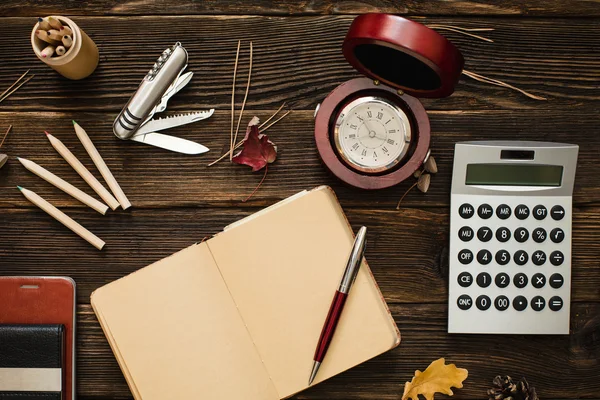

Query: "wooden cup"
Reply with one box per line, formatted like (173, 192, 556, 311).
(31, 16, 99, 80)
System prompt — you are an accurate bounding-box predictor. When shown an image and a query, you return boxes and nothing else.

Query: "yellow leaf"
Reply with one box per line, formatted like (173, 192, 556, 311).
(402, 358, 468, 400)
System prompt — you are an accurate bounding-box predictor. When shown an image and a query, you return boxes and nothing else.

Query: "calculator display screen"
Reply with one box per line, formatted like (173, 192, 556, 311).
(465, 164, 563, 186)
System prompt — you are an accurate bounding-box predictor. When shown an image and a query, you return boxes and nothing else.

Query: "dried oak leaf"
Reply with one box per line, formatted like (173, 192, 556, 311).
(402, 358, 468, 400)
(232, 122, 277, 172)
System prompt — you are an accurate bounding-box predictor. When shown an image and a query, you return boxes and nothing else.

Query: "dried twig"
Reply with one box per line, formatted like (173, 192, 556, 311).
(396, 181, 419, 210)
(261, 110, 291, 132)
(232, 42, 253, 157)
(0, 70, 29, 100)
(427, 24, 494, 42)
(242, 165, 268, 202)
(229, 40, 241, 161)
(0, 73, 34, 104)
(259, 102, 286, 129)
(463, 69, 547, 100)
(0, 125, 12, 148)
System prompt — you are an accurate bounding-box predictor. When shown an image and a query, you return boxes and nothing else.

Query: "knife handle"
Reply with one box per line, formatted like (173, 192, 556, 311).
(113, 43, 188, 140)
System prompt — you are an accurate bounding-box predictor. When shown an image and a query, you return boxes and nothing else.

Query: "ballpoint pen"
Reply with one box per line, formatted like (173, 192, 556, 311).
(308, 226, 368, 385)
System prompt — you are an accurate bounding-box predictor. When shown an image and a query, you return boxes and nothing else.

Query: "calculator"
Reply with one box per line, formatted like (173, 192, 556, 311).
(448, 141, 578, 334)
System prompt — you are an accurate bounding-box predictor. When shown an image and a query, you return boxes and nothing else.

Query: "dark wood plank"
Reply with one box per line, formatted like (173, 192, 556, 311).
(0, 17, 598, 112)
(1, 206, 599, 304)
(0, 108, 598, 210)
(75, 302, 600, 399)
(3, 0, 600, 17)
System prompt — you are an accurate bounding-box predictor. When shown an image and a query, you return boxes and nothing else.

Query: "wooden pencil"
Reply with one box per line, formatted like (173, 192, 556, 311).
(47, 29, 63, 41)
(47, 16, 63, 30)
(17, 186, 105, 250)
(62, 35, 73, 48)
(36, 30, 59, 45)
(40, 45, 55, 58)
(59, 25, 73, 36)
(37, 17, 52, 31)
(56, 46, 66, 56)
(72, 121, 131, 209)
(45, 132, 120, 210)
(17, 157, 109, 215)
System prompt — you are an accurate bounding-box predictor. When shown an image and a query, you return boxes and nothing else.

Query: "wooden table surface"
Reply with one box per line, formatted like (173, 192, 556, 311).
(1, 1, 599, 399)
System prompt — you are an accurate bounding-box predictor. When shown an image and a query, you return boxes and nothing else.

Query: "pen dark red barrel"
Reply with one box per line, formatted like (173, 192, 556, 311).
(313, 290, 348, 362)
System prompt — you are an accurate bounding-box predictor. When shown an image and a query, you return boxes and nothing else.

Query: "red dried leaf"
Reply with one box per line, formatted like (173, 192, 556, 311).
(232, 124, 277, 172)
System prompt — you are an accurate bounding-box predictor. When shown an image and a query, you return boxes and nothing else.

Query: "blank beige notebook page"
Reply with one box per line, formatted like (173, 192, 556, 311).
(208, 187, 400, 398)
(90, 243, 278, 400)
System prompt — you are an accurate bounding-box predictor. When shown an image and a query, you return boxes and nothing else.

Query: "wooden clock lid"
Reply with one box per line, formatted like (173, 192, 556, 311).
(342, 14, 464, 98)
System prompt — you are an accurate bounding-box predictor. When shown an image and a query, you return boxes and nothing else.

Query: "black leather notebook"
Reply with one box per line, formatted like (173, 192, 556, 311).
(0, 324, 64, 400)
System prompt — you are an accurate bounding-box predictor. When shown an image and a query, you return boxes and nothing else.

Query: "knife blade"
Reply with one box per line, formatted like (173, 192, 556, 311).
(130, 132, 209, 154)
(133, 109, 215, 136)
(155, 71, 194, 113)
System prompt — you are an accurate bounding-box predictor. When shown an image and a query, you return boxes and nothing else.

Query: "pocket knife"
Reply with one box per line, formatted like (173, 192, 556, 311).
(113, 42, 213, 154)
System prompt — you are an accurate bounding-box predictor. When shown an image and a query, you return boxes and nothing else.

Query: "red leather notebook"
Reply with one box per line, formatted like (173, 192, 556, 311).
(0, 277, 76, 400)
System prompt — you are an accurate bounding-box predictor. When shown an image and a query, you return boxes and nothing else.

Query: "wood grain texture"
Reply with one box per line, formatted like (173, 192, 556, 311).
(0, 17, 598, 112)
(2, 0, 600, 17)
(75, 302, 600, 399)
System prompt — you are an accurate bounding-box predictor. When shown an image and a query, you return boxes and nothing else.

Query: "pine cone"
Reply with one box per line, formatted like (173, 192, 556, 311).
(487, 376, 539, 400)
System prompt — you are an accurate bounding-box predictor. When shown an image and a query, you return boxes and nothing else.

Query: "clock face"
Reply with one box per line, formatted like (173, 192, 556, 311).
(333, 96, 412, 174)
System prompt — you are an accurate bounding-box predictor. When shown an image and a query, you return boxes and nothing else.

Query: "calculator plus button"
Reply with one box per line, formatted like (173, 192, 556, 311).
(458, 226, 474, 242)
(477, 272, 492, 288)
(477, 227, 493, 242)
(457, 295, 473, 310)
(495, 272, 510, 288)
(514, 227, 529, 243)
(549, 273, 564, 289)
(532, 227, 547, 243)
(476, 295, 491, 311)
(550, 251, 565, 266)
(551, 205, 566, 221)
(494, 295, 510, 311)
(496, 204, 512, 220)
(513, 295, 528, 311)
(514, 250, 528, 266)
(477, 249, 492, 265)
(550, 228, 565, 243)
(459, 203, 475, 219)
(457, 272, 473, 287)
(496, 227, 511, 243)
(533, 205, 548, 220)
(531, 296, 546, 311)
(532, 250, 547, 266)
(478, 204, 493, 219)
(458, 249, 474, 264)
(532, 273, 546, 288)
(549, 296, 564, 311)
(495, 250, 510, 265)
(515, 204, 530, 220)
(513, 273, 528, 288)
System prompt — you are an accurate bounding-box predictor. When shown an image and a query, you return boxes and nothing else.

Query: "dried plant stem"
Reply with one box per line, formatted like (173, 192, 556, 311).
(258, 102, 287, 129)
(0, 125, 12, 148)
(0, 70, 29, 100)
(463, 69, 547, 100)
(427, 24, 494, 42)
(396, 181, 418, 210)
(229, 40, 241, 161)
(0, 74, 34, 104)
(243, 165, 268, 202)
(232, 42, 253, 157)
(261, 110, 291, 132)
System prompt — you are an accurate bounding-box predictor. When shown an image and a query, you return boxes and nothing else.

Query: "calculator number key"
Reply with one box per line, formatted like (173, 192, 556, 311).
(495, 250, 510, 265)
(477, 272, 492, 288)
(532, 250, 547, 266)
(495, 273, 510, 288)
(496, 227, 511, 242)
(533, 227, 547, 243)
(477, 250, 492, 265)
(514, 250, 528, 266)
(477, 227, 493, 242)
(495, 295, 510, 311)
(550, 228, 565, 243)
(476, 295, 491, 311)
(514, 273, 528, 288)
(514, 227, 529, 243)
(458, 226, 474, 242)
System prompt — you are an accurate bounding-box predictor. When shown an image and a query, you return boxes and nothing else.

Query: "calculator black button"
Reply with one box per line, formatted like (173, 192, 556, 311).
(531, 296, 546, 311)
(458, 226, 474, 242)
(496, 227, 511, 242)
(549, 273, 564, 289)
(495, 273, 510, 288)
(495, 250, 510, 265)
(549, 296, 564, 311)
(478, 204, 493, 219)
(532, 250, 546, 266)
(457, 272, 473, 287)
(514, 227, 529, 243)
(533, 205, 547, 220)
(458, 249, 473, 264)
(550, 228, 565, 243)
(476, 295, 491, 311)
(513, 295, 528, 311)
(532, 273, 546, 288)
(477, 227, 493, 242)
(514, 250, 528, 266)
(550, 251, 564, 266)
(496, 204, 512, 219)
(551, 205, 565, 221)
(457, 294, 473, 310)
(515, 204, 530, 220)
(513, 273, 528, 288)
(477, 272, 492, 288)
(494, 295, 510, 311)
(477, 250, 492, 265)
(532, 227, 547, 243)
(459, 203, 475, 219)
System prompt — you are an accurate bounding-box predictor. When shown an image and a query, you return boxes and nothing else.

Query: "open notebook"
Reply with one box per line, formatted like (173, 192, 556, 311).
(91, 186, 400, 400)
